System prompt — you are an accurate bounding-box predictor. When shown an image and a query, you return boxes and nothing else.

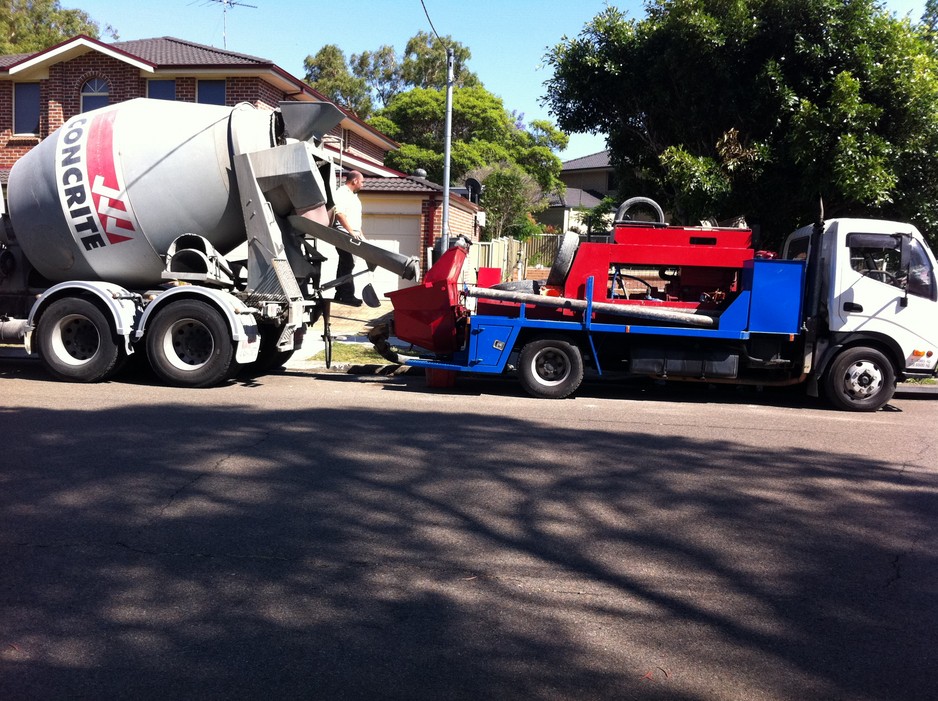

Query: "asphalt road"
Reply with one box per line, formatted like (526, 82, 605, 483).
(1, 361, 936, 700)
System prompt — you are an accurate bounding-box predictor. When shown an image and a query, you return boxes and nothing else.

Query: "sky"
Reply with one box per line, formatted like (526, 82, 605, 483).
(64, 0, 927, 161)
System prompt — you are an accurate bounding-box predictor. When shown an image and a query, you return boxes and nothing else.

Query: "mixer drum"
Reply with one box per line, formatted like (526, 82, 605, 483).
(7, 99, 276, 287)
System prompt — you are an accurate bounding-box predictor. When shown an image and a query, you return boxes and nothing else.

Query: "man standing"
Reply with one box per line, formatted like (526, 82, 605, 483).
(331, 170, 366, 306)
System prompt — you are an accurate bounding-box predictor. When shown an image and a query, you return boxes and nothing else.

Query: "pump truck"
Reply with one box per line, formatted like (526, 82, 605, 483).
(0, 98, 419, 386)
(384, 198, 938, 411)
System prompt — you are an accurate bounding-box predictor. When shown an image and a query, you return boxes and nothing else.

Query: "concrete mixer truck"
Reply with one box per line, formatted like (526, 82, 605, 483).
(0, 98, 418, 387)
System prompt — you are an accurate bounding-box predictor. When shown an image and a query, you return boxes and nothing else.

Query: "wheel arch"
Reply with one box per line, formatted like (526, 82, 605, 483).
(26, 281, 137, 356)
(135, 287, 260, 365)
(816, 332, 904, 382)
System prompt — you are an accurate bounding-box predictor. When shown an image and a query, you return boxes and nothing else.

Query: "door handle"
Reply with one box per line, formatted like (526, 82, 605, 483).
(843, 302, 863, 313)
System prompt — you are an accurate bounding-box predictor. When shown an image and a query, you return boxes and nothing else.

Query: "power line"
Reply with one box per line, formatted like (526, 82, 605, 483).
(419, 0, 448, 49)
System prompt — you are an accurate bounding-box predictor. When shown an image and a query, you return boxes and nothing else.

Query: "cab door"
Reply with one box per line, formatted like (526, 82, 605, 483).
(831, 228, 938, 372)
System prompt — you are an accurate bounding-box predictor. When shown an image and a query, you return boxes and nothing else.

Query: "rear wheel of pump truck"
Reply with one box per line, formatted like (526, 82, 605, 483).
(146, 299, 237, 387)
(518, 337, 584, 399)
(823, 346, 896, 412)
(36, 297, 124, 382)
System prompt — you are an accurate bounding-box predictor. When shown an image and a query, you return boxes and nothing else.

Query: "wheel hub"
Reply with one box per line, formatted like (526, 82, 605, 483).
(844, 360, 883, 399)
(55, 315, 100, 364)
(535, 350, 568, 384)
(167, 319, 214, 368)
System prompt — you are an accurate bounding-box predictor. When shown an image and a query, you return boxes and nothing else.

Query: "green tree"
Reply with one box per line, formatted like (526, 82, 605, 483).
(303, 44, 373, 117)
(1, 0, 115, 54)
(580, 196, 618, 237)
(376, 85, 565, 191)
(401, 31, 479, 90)
(468, 162, 547, 240)
(545, 0, 938, 247)
(351, 45, 404, 107)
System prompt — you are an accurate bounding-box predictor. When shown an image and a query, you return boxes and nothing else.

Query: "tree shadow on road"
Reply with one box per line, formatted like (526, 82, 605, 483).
(1, 397, 936, 700)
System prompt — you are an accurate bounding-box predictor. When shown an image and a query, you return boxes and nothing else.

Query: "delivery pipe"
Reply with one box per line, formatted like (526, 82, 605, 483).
(465, 286, 718, 328)
(289, 215, 420, 282)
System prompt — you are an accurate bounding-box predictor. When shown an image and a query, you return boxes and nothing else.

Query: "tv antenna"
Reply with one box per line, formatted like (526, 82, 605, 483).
(205, 0, 257, 48)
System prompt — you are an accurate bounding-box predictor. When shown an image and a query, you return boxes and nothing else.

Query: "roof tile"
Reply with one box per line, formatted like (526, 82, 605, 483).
(562, 150, 611, 171)
(111, 36, 271, 67)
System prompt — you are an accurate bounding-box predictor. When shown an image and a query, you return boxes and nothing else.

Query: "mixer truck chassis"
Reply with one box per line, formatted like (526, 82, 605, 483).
(1, 99, 419, 387)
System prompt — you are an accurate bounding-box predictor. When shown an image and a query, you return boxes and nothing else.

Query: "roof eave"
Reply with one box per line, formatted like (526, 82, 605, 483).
(8, 34, 154, 76)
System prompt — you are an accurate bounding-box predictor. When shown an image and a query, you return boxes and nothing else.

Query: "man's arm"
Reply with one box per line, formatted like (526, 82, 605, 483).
(334, 211, 363, 240)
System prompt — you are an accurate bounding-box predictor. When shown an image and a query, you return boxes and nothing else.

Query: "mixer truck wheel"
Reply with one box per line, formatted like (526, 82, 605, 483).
(146, 299, 237, 387)
(36, 297, 123, 383)
(518, 337, 584, 399)
(240, 325, 294, 377)
(823, 346, 896, 412)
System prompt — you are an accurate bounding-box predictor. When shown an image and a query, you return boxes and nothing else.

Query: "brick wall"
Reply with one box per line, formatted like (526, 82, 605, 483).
(0, 82, 37, 171)
(226, 76, 281, 109)
(418, 195, 480, 271)
(1, 54, 309, 177)
(1, 54, 144, 173)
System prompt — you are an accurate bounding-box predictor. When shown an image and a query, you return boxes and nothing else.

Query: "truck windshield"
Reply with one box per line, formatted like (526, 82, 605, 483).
(846, 232, 936, 300)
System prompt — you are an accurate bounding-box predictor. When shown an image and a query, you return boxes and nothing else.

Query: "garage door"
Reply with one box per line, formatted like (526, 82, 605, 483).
(361, 214, 422, 296)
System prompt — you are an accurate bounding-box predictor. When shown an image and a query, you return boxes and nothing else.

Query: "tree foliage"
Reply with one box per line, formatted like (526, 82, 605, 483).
(377, 85, 567, 192)
(305, 32, 480, 119)
(303, 44, 373, 117)
(545, 0, 938, 247)
(399, 31, 479, 91)
(304, 31, 569, 241)
(0, 0, 115, 54)
(466, 162, 547, 240)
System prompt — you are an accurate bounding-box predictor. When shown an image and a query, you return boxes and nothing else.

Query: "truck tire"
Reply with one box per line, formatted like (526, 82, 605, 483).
(614, 196, 666, 224)
(146, 299, 237, 387)
(823, 346, 896, 412)
(240, 325, 294, 377)
(518, 338, 584, 399)
(36, 297, 123, 383)
(546, 231, 579, 287)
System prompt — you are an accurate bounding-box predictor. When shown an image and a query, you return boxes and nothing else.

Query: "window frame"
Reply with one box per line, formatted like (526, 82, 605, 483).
(80, 77, 110, 113)
(147, 79, 176, 101)
(197, 79, 226, 106)
(13, 82, 41, 136)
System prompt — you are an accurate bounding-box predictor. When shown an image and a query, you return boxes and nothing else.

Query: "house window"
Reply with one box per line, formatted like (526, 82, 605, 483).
(81, 77, 110, 112)
(14, 83, 41, 135)
(147, 79, 176, 101)
(197, 79, 226, 105)
(342, 128, 352, 151)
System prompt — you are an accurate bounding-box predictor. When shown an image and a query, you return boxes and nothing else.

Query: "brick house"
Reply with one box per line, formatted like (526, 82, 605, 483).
(0, 34, 480, 291)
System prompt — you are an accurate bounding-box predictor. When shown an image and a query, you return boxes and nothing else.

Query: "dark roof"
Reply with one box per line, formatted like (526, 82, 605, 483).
(361, 176, 480, 210)
(0, 52, 31, 69)
(0, 35, 273, 71)
(548, 188, 603, 209)
(562, 150, 611, 171)
(110, 36, 272, 67)
(363, 176, 444, 193)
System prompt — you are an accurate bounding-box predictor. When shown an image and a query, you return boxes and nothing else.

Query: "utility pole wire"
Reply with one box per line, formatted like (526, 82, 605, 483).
(419, 0, 448, 48)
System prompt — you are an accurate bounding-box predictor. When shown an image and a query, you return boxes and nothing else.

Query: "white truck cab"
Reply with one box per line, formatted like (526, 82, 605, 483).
(785, 219, 938, 408)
